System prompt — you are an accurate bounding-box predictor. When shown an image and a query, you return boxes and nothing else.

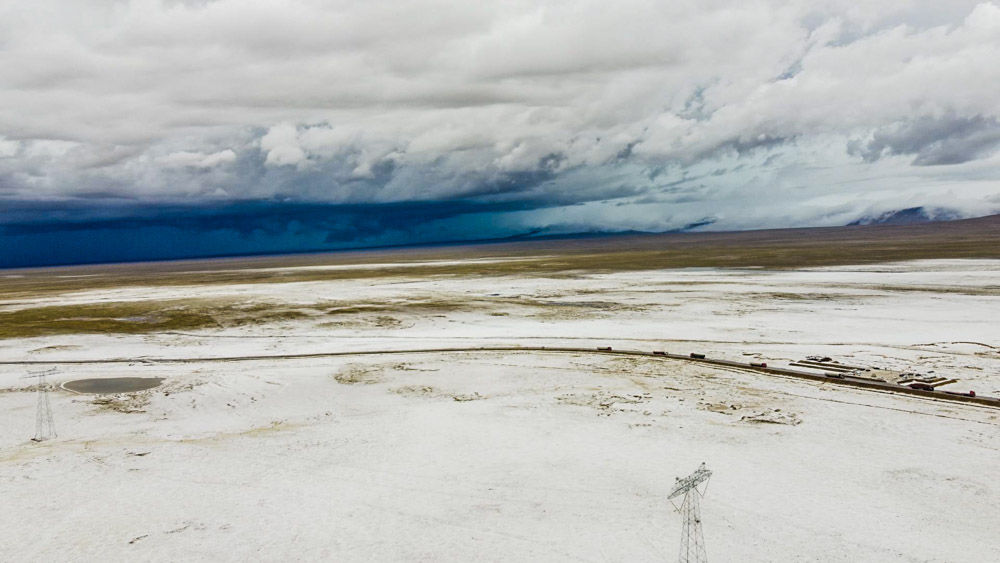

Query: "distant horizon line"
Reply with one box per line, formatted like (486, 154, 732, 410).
(4, 212, 997, 273)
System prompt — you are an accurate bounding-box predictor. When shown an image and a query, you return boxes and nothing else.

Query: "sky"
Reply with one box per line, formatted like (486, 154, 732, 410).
(2, 0, 1000, 267)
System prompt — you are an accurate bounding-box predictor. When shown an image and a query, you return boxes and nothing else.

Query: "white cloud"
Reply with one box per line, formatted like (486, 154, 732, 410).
(0, 137, 19, 158)
(0, 0, 997, 228)
(157, 149, 236, 169)
(260, 123, 306, 167)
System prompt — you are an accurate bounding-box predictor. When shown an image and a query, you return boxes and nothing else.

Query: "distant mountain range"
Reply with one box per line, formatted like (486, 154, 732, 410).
(497, 217, 720, 241)
(847, 206, 963, 226)
(508, 209, 968, 241)
(499, 210, 971, 243)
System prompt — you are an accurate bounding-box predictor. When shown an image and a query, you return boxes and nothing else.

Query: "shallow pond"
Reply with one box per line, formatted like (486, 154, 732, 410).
(62, 377, 164, 394)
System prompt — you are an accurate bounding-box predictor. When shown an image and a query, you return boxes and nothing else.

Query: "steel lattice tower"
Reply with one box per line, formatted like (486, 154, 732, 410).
(678, 482, 707, 563)
(669, 463, 712, 563)
(32, 369, 57, 442)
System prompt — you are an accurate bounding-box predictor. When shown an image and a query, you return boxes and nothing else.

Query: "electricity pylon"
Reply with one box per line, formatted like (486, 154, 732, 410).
(31, 369, 57, 442)
(669, 462, 712, 563)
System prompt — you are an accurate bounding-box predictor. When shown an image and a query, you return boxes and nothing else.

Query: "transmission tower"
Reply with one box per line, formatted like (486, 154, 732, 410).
(31, 369, 57, 442)
(669, 462, 712, 563)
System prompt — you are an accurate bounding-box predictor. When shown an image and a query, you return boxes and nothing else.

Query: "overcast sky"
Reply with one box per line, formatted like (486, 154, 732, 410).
(1, 1, 999, 265)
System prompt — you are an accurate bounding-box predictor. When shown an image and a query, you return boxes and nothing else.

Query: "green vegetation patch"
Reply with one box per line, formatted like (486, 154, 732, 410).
(0, 293, 638, 338)
(0, 299, 312, 339)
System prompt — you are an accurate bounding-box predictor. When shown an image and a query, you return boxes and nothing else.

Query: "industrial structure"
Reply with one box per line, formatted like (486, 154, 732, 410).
(669, 463, 712, 563)
(31, 369, 57, 442)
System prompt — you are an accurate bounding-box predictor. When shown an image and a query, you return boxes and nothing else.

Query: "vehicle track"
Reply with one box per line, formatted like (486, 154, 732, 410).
(3, 345, 998, 408)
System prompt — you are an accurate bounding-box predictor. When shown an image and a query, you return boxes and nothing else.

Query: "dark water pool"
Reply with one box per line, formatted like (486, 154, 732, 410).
(62, 377, 164, 394)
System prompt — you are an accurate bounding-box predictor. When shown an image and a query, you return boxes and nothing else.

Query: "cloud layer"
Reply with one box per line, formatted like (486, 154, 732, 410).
(1, 0, 999, 252)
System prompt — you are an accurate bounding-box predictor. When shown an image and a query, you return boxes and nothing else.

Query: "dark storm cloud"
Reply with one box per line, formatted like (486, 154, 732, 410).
(0, 200, 555, 268)
(0, 200, 539, 239)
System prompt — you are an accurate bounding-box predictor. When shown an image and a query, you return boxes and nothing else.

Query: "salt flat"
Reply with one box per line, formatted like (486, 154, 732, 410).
(1, 259, 998, 561)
